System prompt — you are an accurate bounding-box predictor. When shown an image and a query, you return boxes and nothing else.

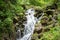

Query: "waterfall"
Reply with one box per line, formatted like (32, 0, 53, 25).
(17, 8, 44, 40)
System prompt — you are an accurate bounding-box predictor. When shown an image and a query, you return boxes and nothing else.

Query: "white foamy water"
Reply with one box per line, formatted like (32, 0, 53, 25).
(17, 8, 44, 40)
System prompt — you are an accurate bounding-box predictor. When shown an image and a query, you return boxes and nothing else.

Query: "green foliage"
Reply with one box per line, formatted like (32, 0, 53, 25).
(0, 0, 60, 40)
(0, 0, 16, 40)
(29, 0, 55, 8)
(57, 0, 60, 9)
(39, 26, 60, 40)
(17, 0, 30, 5)
(58, 14, 60, 23)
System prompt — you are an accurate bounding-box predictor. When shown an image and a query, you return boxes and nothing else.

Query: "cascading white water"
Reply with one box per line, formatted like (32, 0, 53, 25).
(17, 8, 44, 40)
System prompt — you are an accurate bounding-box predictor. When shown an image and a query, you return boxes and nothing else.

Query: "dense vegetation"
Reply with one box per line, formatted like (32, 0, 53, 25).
(0, 0, 60, 40)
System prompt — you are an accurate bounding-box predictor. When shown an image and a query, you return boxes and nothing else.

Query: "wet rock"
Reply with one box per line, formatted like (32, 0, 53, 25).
(44, 28, 50, 32)
(46, 10, 53, 16)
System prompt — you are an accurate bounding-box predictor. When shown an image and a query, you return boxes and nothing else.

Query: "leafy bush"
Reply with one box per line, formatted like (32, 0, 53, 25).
(29, 0, 55, 8)
(40, 26, 60, 40)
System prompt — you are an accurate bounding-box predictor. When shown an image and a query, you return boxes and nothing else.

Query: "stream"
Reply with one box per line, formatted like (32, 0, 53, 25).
(17, 8, 44, 40)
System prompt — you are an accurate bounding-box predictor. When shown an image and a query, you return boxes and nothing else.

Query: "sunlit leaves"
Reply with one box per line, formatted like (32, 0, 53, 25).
(30, 0, 55, 8)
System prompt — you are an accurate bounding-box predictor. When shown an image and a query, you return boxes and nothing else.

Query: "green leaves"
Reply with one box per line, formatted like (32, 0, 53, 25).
(17, 0, 30, 5)
(40, 26, 60, 40)
(30, 0, 55, 8)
